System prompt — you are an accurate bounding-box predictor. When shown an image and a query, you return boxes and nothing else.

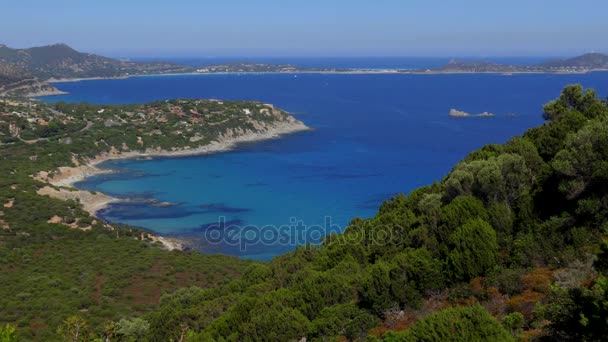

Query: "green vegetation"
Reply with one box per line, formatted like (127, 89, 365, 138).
(382, 305, 514, 342)
(0, 98, 300, 160)
(0, 98, 302, 340)
(0, 43, 193, 88)
(2, 85, 608, 341)
(0, 324, 17, 342)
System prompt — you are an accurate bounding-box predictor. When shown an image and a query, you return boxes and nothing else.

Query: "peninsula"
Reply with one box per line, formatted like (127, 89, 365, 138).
(2, 97, 308, 218)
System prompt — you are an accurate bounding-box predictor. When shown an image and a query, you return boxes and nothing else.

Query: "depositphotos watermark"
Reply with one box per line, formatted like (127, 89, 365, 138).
(199, 216, 396, 251)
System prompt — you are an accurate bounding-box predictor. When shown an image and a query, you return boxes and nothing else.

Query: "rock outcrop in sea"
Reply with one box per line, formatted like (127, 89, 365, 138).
(449, 109, 496, 118)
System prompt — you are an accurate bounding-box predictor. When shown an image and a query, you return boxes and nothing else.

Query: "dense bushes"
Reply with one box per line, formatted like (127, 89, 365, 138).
(382, 305, 513, 342)
(446, 218, 498, 281)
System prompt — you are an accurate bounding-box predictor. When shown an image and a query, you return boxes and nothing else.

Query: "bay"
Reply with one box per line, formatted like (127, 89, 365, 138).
(42, 71, 608, 259)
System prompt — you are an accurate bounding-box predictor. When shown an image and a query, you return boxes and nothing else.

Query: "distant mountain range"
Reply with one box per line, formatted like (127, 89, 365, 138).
(1, 43, 608, 96)
(436, 53, 608, 73)
(0, 43, 193, 79)
(541, 53, 608, 68)
(0, 43, 193, 95)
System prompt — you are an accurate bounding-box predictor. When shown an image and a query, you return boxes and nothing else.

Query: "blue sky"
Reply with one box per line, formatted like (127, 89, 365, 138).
(3, 0, 607, 57)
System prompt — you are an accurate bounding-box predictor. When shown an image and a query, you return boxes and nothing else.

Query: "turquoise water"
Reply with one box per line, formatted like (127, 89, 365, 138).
(43, 72, 608, 259)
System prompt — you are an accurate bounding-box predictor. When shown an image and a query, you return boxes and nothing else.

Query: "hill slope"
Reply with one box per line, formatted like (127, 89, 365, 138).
(0, 98, 307, 340)
(542, 52, 608, 68)
(0, 43, 193, 95)
(434, 53, 608, 73)
(135, 85, 608, 342)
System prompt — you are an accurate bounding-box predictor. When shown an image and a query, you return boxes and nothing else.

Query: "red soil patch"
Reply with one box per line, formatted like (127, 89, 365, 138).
(123, 259, 166, 306)
(121, 259, 219, 307)
(30, 318, 47, 333)
(92, 273, 107, 304)
(174, 271, 207, 287)
(369, 292, 451, 337)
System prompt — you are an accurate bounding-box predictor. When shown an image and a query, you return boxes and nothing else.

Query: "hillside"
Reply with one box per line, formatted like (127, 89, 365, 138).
(133, 85, 607, 341)
(0, 43, 193, 95)
(542, 53, 608, 69)
(0, 43, 193, 79)
(433, 53, 608, 73)
(0, 98, 307, 340)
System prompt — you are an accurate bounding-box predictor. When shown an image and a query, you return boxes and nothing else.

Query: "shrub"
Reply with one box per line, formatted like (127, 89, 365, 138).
(383, 304, 513, 342)
(447, 219, 498, 281)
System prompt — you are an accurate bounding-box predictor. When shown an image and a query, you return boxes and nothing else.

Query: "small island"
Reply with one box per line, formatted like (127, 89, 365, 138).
(448, 109, 496, 118)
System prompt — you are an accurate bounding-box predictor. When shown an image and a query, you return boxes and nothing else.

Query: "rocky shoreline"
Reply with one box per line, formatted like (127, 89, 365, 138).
(25, 88, 69, 97)
(0, 80, 68, 97)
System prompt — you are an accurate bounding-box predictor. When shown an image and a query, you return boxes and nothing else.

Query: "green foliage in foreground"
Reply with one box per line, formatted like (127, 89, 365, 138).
(539, 275, 608, 341)
(382, 305, 513, 342)
(138, 85, 608, 342)
(0, 324, 17, 342)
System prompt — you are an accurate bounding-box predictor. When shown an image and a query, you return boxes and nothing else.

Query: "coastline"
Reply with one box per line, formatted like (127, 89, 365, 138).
(35, 119, 310, 250)
(42, 69, 608, 86)
(1, 81, 69, 98)
(24, 88, 69, 97)
(46, 119, 309, 188)
(28, 68, 608, 100)
(21, 68, 604, 101)
(47, 75, 131, 83)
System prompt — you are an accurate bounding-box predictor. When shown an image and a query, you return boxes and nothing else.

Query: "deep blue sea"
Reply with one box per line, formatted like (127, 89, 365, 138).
(41, 64, 608, 260)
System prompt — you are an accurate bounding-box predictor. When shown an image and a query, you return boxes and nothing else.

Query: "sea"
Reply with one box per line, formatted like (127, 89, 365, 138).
(40, 57, 608, 260)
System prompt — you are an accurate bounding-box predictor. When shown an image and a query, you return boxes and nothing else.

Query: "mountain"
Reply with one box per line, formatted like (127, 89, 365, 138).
(432, 53, 608, 73)
(0, 43, 194, 94)
(542, 52, 608, 69)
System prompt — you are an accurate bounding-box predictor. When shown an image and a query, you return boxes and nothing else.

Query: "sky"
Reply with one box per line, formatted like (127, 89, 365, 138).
(2, 0, 607, 57)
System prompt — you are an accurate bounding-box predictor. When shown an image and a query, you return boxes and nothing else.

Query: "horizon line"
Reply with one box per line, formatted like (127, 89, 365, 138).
(2, 42, 603, 60)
